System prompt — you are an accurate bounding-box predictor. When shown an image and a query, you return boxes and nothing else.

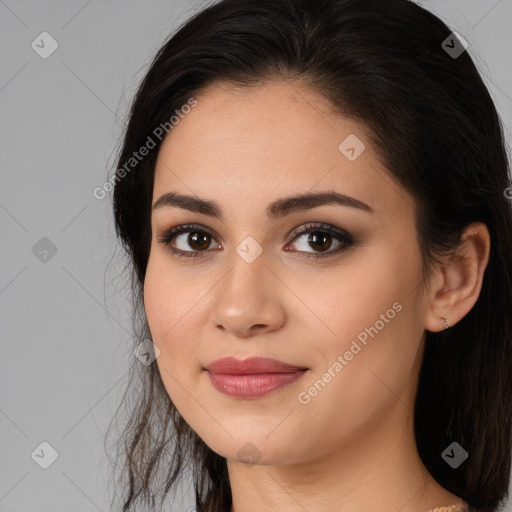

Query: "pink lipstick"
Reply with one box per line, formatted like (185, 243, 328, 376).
(204, 357, 308, 398)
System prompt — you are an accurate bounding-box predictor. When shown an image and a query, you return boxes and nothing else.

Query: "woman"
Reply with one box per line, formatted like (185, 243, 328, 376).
(106, 0, 512, 511)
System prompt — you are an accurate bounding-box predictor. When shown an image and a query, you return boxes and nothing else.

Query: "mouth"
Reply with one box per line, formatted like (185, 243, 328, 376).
(203, 357, 309, 398)
(203, 356, 308, 374)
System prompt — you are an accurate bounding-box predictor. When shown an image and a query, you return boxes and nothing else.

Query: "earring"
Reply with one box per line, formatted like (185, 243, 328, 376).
(440, 316, 450, 330)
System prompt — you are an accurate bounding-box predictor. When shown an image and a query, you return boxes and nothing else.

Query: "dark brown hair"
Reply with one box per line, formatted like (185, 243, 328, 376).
(106, 0, 512, 511)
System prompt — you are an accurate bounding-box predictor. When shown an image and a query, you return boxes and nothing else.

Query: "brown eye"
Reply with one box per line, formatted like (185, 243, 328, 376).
(185, 231, 212, 251)
(157, 222, 355, 260)
(157, 224, 220, 259)
(286, 223, 355, 258)
(305, 232, 333, 252)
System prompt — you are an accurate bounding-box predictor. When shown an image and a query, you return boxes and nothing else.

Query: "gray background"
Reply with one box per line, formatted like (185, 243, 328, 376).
(1, 0, 511, 510)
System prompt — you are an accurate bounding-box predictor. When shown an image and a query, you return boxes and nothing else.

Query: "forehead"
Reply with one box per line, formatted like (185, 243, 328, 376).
(152, 80, 413, 222)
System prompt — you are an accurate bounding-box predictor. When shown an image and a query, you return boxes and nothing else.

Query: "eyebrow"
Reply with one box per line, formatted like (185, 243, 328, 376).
(152, 190, 374, 221)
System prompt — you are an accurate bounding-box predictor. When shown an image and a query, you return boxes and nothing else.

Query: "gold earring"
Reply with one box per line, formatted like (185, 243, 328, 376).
(440, 316, 450, 330)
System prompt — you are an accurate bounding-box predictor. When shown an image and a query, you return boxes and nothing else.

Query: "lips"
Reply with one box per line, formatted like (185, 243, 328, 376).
(203, 356, 308, 375)
(203, 357, 309, 398)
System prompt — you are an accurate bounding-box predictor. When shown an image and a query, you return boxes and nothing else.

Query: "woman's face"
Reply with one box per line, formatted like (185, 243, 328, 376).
(144, 80, 429, 466)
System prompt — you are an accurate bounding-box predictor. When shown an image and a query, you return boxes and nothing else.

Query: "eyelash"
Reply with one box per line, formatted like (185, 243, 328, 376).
(156, 222, 355, 260)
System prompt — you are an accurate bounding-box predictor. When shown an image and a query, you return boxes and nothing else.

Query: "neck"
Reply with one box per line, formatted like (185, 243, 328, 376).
(227, 402, 463, 512)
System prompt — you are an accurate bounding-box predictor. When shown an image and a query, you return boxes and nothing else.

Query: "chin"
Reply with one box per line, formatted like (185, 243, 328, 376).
(201, 434, 306, 467)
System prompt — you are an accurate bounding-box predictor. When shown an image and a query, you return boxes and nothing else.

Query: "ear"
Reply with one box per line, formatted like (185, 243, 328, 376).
(424, 222, 491, 333)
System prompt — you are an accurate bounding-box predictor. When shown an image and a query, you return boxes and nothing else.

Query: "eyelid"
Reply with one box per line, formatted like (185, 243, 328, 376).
(156, 223, 219, 247)
(156, 221, 355, 259)
(287, 222, 350, 241)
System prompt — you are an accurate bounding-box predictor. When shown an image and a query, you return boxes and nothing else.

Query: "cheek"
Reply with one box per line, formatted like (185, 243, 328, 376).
(143, 252, 196, 339)
(143, 260, 190, 392)
(143, 265, 170, 343)
(143, 251, 207, 362)
(289, 251, 402, 341)
(294, 306, 417, 453)
(143, 261, 201, 415)
(300, 250, 420, 396)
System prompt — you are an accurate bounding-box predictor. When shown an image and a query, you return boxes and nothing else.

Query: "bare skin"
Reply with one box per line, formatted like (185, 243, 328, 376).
(143, 80, 490, 512)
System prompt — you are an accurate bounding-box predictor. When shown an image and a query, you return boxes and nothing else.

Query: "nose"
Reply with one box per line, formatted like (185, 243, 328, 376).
(209, 247, 286, 338)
